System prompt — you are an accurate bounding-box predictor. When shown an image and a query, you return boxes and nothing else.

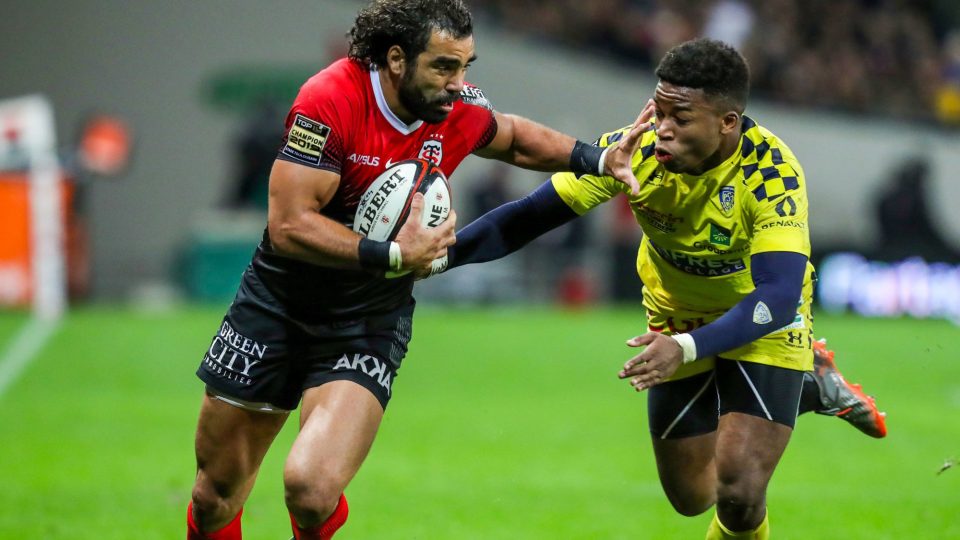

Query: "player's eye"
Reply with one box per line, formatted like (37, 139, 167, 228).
(675, 117, 691, 126)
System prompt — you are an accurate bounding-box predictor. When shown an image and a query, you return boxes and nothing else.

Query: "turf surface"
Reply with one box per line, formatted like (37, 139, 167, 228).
(0, 306, 956, 539)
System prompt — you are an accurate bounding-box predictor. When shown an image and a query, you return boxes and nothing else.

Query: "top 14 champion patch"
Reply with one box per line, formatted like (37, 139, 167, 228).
(282, 114, 331, 165)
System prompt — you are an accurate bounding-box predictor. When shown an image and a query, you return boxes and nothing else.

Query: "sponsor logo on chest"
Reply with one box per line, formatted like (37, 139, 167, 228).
(651, 242, 746, 276)
(636, 202, 683, 233)
(709, 223, 732, 246)
(347, 153, 381, 167)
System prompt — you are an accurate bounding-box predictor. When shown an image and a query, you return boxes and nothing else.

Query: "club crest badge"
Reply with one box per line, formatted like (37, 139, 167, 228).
(418, 139, 443, 165)
(752, 301, 773, 325)
(719, 186, 735, 213)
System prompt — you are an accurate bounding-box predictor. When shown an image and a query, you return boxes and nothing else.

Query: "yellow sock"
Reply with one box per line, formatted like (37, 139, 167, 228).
(705, 511, 769, 539)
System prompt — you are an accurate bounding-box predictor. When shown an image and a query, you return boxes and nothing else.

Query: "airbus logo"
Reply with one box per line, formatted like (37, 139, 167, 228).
(347, 153, 380, 167)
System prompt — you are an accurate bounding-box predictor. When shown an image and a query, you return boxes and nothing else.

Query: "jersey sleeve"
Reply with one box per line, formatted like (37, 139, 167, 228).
(550, 126, 642, 215)
(551, 171, 618, 215)
(748, 161, 811, 256)
(276, 74, 349, 174)
(460, 82, 498, 152)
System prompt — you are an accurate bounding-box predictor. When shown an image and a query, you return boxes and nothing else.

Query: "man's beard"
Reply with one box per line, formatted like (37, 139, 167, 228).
(398, 68, 459, 124)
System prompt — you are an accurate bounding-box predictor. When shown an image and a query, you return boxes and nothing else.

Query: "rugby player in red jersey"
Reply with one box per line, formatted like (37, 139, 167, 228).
(185, 1, 649, 539)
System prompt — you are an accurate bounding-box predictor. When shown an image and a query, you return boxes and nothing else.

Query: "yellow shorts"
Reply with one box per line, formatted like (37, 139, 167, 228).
(646, 286, 815, 381)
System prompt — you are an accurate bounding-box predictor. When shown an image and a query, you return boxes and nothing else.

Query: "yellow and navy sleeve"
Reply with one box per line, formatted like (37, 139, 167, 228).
(552, 126, 655, 215)
(740, 122, 810, 256)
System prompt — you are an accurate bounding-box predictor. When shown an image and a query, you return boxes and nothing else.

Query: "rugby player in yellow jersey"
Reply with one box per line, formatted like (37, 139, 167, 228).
(425, 39, 887, 539)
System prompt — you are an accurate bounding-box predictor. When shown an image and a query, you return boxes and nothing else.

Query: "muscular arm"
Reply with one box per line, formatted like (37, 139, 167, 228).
(268, 160, 457, 272)
(447, 181, 579, 268)
(472, 102, 656, 194)
(473, 112, 577, 171)
(687, 251, 807, 359)
(267, 159, 362, 269)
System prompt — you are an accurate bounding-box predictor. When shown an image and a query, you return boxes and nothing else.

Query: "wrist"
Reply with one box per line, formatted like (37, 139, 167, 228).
(670, 333, 698, 364)
(598, 146, 610, 175)
(388, 241, 402, 272)
(570, 140, 604, 177)
(358, 238, 402, 271)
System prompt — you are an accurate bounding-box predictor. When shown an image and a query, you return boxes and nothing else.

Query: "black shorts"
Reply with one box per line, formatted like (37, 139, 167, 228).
(647, 358, 804, 439)
(196, 274, 414, 411)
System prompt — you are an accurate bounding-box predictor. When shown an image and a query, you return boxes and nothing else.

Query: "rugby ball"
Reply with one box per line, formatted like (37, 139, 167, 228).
(353, 158, 452, 276)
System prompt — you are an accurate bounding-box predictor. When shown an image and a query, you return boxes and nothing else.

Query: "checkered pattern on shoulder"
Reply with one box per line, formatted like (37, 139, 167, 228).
(738, 116, 802, 202)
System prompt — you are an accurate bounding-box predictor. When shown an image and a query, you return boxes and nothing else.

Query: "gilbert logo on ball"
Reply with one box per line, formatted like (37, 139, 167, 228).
(353, 158, 451, 277)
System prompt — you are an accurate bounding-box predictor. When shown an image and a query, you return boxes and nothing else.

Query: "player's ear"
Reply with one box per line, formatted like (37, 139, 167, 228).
(386, 45, 406, 76)
(720, 111, 740, 135)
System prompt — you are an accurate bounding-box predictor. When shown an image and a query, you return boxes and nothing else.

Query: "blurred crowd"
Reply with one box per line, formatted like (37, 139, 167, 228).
(472, 0, 960, 126)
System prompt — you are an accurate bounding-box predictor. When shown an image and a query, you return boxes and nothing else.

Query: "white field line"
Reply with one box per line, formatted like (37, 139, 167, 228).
(0, 318, 60, 398)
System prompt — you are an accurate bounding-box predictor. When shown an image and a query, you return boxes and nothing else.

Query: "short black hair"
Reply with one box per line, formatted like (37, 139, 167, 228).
(348, 0, 473, 68)
(655, 39, 750, 113)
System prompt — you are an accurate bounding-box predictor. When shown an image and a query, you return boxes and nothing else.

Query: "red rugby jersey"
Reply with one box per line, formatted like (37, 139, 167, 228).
(251, 58, 497, 321)
(276, 57, 497, 226)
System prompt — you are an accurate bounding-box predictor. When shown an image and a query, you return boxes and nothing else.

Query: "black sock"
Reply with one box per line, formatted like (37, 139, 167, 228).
(798, 372, 823, 414)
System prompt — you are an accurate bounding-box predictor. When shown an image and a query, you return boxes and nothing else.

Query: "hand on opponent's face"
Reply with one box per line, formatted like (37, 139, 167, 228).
(604, 98, 656, 195)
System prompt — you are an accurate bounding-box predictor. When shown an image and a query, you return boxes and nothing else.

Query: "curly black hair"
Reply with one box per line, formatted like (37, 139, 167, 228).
(348, 0, 473, 68)
(655, 39, 750, 112)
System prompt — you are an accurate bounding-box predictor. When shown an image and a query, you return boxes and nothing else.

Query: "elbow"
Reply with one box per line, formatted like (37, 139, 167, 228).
(769, 306, 796, 330)
(267, 217, 301, 258)
(765, 289, 801, 329)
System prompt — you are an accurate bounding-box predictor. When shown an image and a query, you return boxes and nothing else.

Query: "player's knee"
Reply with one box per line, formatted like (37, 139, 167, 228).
(715, 478, 765, 527)
(283, 464, 346, 526)
(191, 480, 238, 530)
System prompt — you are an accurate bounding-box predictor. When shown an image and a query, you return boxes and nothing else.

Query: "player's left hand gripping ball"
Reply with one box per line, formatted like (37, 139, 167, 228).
(353, 159, 453, 277)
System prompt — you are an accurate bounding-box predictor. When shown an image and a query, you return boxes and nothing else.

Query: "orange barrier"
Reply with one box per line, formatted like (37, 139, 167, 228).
(0, 173, 72, 308)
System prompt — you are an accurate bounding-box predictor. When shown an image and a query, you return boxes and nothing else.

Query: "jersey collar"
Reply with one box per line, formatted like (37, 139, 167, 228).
(370, 68, 423, 135)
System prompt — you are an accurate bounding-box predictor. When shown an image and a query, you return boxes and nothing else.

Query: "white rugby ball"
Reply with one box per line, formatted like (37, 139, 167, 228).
(353, 158, 452, 276)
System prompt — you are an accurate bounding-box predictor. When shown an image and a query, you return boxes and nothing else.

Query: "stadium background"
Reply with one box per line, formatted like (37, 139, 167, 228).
(1, 0, 959, 538)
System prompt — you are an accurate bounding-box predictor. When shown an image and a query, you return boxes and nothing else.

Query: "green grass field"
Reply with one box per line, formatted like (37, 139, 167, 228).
(0, 306, 957, 539)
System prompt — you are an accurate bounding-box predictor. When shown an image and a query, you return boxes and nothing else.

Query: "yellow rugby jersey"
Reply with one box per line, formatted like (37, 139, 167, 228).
(553, 116, 815, 316)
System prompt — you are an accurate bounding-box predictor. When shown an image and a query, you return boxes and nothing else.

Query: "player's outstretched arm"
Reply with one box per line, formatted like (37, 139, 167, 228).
(450, 180, 576, 267)
(474, 103, 654, 194)
(416, 181, 577, 279)
(473, 112, 575, 171)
